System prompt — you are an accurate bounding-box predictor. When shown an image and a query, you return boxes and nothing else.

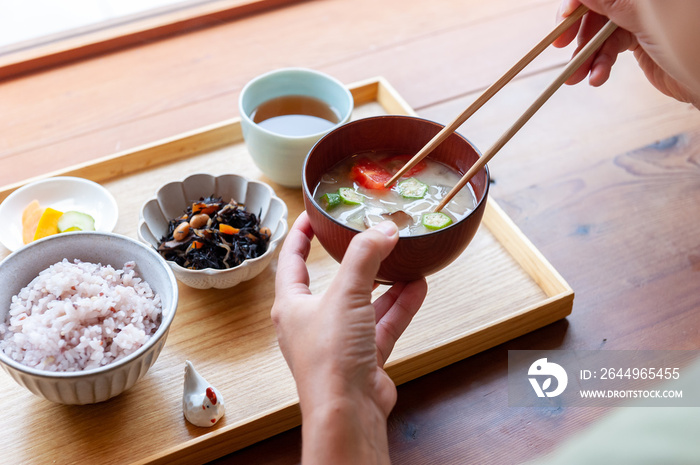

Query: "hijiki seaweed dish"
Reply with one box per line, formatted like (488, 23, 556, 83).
(157, 196, 271, 270)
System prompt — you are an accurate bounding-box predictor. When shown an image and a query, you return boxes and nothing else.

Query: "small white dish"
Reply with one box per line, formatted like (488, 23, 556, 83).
(138, 173, 288, 289)
(0, 177, 119, 252)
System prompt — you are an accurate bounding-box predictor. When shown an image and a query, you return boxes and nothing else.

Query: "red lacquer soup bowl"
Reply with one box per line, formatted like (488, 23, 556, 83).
(302, 115, 489, 283)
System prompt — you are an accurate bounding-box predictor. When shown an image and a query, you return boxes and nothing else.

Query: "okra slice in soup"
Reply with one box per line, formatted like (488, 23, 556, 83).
(398, 177, 428, 199)
(320, 192, 341, 211)
(339, 187, 364, 205)
(422, 212, 452, 230)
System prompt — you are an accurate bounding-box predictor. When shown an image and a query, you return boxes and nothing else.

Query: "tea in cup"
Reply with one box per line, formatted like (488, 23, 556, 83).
(239, 68, 354, 187)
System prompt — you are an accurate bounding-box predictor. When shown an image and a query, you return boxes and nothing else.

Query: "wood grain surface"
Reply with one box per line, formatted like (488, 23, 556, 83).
(1, 0, 699, 463)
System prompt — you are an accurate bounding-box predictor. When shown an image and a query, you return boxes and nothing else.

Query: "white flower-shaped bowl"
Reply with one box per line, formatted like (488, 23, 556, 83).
(0, 232, 179, 405)
(138, 173, 288, 289)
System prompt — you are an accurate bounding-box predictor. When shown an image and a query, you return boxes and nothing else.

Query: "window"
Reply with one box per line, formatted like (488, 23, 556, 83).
(0, 0, 299, 80)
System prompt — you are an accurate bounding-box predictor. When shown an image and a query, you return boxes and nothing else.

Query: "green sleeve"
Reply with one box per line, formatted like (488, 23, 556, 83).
(525, 360, 700, 464)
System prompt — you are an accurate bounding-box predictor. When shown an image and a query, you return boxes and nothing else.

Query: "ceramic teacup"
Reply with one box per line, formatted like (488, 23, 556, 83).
(239, 68, 354, 188)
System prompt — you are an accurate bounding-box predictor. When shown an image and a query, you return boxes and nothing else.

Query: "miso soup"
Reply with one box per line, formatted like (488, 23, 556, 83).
(313, 151, 477, 236)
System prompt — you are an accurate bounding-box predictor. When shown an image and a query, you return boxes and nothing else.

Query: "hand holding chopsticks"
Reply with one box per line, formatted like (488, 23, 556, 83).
(383, 5, 618, 212)
(434, 19, 617, 212)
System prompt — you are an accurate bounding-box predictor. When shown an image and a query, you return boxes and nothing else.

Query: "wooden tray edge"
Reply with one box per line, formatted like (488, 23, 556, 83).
(387, 293, 574, 385)
(138, 402, 302, 465)
(0, 76, 396, 203)
(483, 199, 573, 298)
(140, 293, 575, 464)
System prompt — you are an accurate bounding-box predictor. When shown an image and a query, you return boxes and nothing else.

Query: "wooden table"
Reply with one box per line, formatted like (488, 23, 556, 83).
(2, 0, 699, 463)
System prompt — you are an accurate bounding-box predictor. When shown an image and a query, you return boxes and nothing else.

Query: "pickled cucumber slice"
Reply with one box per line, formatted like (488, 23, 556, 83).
(320, 192, 341, 211)
(421, 212, 452, 230)
(398, 177, 428, 199)
(339, 187, 363, 205)
(57, 211, 96, 233)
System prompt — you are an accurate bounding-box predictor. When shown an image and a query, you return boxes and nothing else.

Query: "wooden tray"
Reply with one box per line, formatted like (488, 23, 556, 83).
(0, 77, 573, 465)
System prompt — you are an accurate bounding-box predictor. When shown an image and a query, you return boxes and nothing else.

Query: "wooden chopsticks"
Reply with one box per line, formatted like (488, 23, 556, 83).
(434, 18, 617, 212)
(382, 4, 618, 212)
(384, 4, 590, 189)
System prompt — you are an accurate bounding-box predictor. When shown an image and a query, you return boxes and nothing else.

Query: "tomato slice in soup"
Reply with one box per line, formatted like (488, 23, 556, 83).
(351, 158, 393, 189)
(351, 155, 428, 190)
(383, 154, 427, 177)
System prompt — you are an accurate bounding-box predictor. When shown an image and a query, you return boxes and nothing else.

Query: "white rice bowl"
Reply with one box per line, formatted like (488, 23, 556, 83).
(0, 259, 162, 372)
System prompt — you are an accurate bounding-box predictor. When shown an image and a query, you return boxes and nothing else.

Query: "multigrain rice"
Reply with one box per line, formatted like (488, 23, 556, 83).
(0, 259, 162, 372)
